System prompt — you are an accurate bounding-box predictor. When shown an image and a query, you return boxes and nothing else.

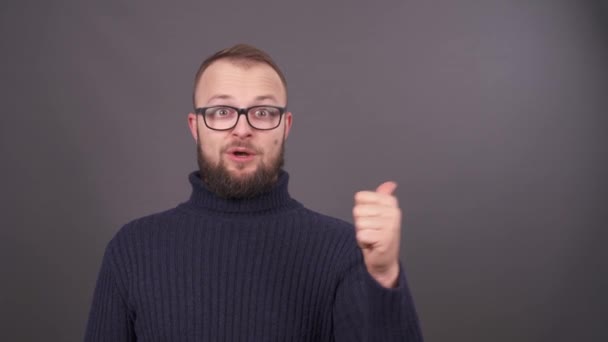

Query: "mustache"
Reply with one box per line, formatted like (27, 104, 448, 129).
(221, 141, 262, 154)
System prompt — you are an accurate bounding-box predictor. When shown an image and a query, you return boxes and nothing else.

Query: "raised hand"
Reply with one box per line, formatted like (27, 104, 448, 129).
(353, 182, 402, 288)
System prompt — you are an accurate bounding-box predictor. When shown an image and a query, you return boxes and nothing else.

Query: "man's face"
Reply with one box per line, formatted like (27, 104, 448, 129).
(187, 59, 292, 198)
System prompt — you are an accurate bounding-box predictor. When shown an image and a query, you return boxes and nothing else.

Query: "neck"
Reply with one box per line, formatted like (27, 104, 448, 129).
(183, 169, 300, 215)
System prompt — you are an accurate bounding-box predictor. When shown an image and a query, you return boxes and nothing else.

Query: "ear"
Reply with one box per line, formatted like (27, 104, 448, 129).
(283, 112, 293, 140)
(187, 113, 199, 142)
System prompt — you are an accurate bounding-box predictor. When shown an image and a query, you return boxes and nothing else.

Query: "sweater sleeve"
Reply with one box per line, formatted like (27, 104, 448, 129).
(333, 257, 424, 341)
(84, 239, 135, 342)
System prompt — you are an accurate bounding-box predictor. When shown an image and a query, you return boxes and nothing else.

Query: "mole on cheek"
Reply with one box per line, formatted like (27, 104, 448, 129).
(274, 139, 279, 145)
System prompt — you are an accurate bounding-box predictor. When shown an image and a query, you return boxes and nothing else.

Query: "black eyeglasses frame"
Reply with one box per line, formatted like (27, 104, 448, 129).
(194, 105, 286, 131)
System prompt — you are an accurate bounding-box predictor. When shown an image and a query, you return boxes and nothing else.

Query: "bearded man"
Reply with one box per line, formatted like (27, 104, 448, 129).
(84, 44, 423, 341)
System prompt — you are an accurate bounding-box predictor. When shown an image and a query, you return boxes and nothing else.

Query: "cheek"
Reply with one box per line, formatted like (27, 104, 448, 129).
(198, 131, 223, 159)
(260, 139, 280, 161)
(199, 143, 213, 157)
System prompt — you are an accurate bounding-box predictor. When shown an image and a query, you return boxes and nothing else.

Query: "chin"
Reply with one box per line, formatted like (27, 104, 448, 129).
(228, 165, 258, 177)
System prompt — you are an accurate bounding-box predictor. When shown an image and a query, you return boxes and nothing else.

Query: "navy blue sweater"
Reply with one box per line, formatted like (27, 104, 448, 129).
(84, 171, 423, 341)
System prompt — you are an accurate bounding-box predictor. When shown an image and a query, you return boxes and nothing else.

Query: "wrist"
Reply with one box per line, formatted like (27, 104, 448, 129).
(368, 262, 400, 288)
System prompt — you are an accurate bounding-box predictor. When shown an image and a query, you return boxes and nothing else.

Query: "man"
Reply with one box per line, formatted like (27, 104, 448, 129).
(84, 44, 423, 341)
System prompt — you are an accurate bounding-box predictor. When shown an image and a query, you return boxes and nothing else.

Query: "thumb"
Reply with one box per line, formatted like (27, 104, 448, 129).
(376, 181, 397, 195)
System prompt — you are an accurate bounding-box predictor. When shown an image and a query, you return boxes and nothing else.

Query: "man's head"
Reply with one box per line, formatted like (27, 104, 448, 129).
(187, 44, 293, 199)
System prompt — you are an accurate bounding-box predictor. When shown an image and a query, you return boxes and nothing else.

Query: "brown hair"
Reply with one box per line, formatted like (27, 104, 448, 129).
(192, 44, 287, 108)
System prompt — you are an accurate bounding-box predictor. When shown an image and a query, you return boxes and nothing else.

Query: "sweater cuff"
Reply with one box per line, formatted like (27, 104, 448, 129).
(363, 262, 423, 340)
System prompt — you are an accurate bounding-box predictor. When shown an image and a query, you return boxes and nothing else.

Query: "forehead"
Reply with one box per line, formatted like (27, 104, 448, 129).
(195, 59, 286, 106)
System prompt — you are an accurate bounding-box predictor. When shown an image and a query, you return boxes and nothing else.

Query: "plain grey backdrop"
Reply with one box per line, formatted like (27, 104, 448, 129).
(1, 0, 607, 341)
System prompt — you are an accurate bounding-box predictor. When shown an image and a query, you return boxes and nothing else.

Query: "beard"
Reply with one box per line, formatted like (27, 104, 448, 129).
(196, 137, 285, 200)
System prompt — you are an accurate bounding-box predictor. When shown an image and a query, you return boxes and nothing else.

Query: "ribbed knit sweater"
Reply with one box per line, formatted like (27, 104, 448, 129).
(84, 170, 423, 341)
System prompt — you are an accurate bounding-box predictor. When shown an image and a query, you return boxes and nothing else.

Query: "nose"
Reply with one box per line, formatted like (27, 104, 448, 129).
(231, 113, 253, 138)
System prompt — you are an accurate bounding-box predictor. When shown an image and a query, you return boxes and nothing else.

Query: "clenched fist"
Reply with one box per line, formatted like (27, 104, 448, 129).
(353, 182, 402, 288)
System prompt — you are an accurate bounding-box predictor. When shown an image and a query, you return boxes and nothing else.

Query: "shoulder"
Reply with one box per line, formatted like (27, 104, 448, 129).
(294, 206, 359, 253)
(108, 206, 183, 248)
(297, 206, 354, 232)
(101, 207, 184, 272)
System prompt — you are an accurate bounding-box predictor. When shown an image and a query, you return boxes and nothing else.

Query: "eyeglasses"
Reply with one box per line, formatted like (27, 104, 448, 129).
(195, 105, 286, 131)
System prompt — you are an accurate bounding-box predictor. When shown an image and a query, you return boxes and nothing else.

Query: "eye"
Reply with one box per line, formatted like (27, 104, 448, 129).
(254, 109, 269, 117)
(252, 107, 280, 119)
(206, 107, 235, 119)
(216, 108, 230, 116)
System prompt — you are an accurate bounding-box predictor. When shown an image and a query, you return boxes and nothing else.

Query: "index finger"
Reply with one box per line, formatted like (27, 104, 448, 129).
(354, 191, 398, 207)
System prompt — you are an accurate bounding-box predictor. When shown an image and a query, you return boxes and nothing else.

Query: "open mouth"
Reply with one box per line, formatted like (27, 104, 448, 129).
(227, 148, 256, 161)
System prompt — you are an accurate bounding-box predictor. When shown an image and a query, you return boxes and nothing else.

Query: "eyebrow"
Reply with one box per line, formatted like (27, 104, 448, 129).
(206, 94, 234, 103)
(204, 94, 281, 106)
(252, 95, 279, 103)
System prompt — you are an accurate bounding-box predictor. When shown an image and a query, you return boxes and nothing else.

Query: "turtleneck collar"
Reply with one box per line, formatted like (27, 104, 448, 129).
(182, 169, 301, 215)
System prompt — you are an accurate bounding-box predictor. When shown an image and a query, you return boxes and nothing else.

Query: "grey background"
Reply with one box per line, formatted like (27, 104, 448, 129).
(1, 0, 607, 341)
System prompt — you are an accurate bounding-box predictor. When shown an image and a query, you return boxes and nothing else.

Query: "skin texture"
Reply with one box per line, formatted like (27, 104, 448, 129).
(188, 59, 401, 288)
